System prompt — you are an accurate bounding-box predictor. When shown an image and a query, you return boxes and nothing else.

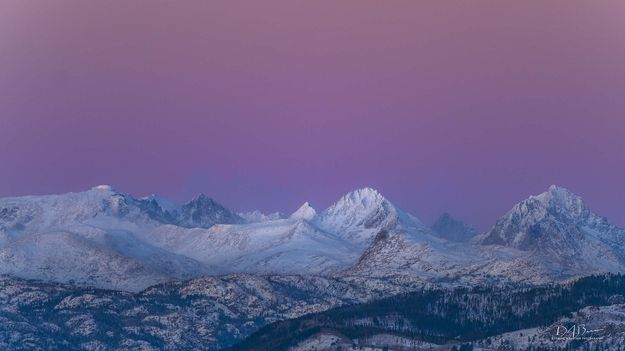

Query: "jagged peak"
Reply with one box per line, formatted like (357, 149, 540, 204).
(480, 185, 620, 250)
(176, 193, 243, 227)
(548, 184, 567, 192)
(538, 185, 582, 202)
(185, 193, 218, 206)
(290, 202, 317, 221)
(141, 194, 179, 213)
(517, 185, 587, 218)
(347, 187, 383, 199)
(333, 187, 386, 208)
(316, 187, 424, 237)
(319, 187, 387, 219)
(192, 193, 210, 201)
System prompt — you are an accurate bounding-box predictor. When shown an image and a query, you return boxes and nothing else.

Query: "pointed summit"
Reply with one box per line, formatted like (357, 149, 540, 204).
(316, 187, 424, 246)
(189, 193, 213, 203)
(531, 185, 587, 219)
(479, 185, 612, 250)
(537, 185, 583, 204)
(498, 185, 589, 226)
(176, 194, 243, 228)
(341, 187, 384, 205)
(289, 202, 317, 221)
(322, 187, 386, 216)
(476, 185, 625, 276)
(141, 194, 179, 213)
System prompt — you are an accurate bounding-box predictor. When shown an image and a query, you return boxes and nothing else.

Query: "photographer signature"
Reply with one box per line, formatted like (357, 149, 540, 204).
(551, 324, 604, 340)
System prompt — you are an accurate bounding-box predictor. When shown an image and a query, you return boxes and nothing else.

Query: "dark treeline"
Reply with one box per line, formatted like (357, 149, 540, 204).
(224, 274, 625, 351)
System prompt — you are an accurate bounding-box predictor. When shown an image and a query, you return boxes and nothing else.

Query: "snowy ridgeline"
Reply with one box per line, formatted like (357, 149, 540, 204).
(1, 185, 625, 350)
(0, 185, 625, 292)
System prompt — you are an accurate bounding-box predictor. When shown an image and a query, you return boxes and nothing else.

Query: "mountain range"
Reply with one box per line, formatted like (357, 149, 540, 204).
(1, 184, 625, 350)
(0, 184, 624, 292)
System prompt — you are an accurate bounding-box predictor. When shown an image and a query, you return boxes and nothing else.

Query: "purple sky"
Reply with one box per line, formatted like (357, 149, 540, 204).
(1, 1, 625, 229)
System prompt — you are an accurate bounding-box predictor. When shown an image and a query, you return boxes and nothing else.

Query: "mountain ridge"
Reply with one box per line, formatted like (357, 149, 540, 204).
(1, 184, 624, 291)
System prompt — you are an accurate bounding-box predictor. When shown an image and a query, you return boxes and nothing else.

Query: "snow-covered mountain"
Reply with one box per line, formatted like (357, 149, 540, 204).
(2, 184, 625, 351)
(322, 191, 487, 285)
(0, 186, 421, 290)
(343, 226, 497, 287)
(135, 192, 243, 228)
(475, 185, 625, 280)
(1, 184, 624, 292)
(289, 202, 317, 221)
(430, 212, 479, 242)
(142, 219, 359, 275)
(175, 194, 244, 228)
(314, 187, 424, 247)
(479, 185, 620, 248)
(349, 185, 625, 285)
(136, 194, 180, 223)
(0, 186, 209, 291)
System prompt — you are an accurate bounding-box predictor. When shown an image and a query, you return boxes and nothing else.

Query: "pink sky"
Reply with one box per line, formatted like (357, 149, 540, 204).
(1, 1, 624, 229)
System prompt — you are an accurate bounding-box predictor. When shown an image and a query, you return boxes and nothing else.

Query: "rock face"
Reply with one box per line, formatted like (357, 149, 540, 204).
(477, 185, 625, 276)
(431, 213, 479, 242)
(480, 185, 597, 248)
(175, 194, 244, 228)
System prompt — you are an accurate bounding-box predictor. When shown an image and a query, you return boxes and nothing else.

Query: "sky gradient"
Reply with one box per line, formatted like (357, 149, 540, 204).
(1, 1, 624, 229)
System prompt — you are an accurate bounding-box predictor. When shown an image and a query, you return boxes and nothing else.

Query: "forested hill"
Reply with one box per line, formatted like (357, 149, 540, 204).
(225, 274, 625, 351)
